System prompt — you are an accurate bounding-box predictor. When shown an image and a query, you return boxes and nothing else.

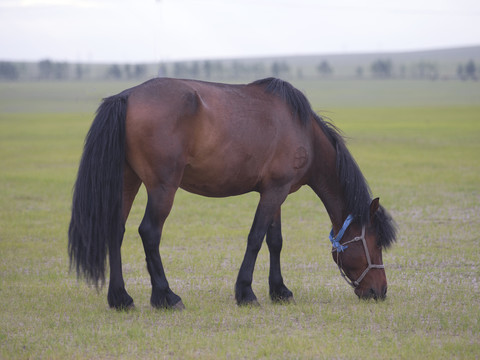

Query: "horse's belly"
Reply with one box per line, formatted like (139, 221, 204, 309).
(180, 157, 262, 197)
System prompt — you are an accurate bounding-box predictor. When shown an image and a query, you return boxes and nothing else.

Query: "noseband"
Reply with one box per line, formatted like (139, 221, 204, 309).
(329, 215, 384, 288)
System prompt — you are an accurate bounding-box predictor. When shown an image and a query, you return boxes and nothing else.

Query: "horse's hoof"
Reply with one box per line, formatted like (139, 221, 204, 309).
(172, 300, 185, 311)
(270, 284, 294, 304)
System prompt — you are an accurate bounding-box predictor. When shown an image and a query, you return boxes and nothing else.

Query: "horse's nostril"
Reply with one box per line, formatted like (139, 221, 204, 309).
(369, 288, 378, 300)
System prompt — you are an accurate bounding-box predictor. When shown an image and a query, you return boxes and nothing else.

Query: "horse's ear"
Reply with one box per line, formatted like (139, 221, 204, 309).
(370, 197, 380, 221)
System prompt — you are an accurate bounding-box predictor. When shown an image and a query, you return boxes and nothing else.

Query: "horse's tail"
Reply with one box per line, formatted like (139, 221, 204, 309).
(68, 92, 129, 287)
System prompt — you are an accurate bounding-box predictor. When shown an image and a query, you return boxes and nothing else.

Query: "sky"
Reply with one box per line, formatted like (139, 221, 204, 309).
(0, 0, 479, 63)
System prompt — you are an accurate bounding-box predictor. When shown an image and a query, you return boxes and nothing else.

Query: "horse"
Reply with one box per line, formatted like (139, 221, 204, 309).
(68, 77, 397, 310)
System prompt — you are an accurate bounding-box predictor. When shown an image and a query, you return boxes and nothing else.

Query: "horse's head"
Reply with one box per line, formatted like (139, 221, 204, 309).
(330, 198, 397, 300)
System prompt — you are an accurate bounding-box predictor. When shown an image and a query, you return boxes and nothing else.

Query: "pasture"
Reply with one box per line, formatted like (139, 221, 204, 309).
(0, 79, 479, 359)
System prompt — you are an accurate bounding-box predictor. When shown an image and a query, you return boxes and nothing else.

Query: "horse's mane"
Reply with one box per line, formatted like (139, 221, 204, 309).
(251, 77, 396, 249)
(251, 77, 312, 125)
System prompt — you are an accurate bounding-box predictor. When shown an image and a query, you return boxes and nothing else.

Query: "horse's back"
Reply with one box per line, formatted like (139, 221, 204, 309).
(124, 78, 313, 196)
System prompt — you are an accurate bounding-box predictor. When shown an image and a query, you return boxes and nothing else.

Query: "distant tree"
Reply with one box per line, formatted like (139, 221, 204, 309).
(0, 61, 19, 80)
(75, 64, 84, 80)
(296, 68, 304, 79)
(271, 61, 290, 78)
(203, 60, 212, 78)
(317, 61, 333, 76)
(158, 63, 168, 77)
(173, 63, 181, 78)
(355, 66, 364, 78)
(252, 62, 266, 79)
(465, 60, 476, 80)
(371, 59, 393, 78)
(191, 62, 200, 78)
(106, 64, 122, 79)
(173, 62, 189, 78)
(53, 62, 68, 80)
(124, 64, 133, 79)
(411, 62, 438, 80)
(37, 59, 68, 80)
(457, 64, 465, 80)
(457, 60, 477, 80)
(134, 64, 147, 79)
(271, 62, 280, 77)
(232, 61, 245, 78)
(211, 61, 224, 79)
(38, 59, 54, 79)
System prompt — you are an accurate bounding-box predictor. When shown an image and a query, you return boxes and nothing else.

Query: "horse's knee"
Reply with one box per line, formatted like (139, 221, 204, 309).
(138, 220, 149, 239)
(266, 238, 282, 253)
(266, 229, 283, 253)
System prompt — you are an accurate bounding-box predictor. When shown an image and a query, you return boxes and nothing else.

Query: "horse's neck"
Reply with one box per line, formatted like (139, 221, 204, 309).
(308, 123, 347, 234)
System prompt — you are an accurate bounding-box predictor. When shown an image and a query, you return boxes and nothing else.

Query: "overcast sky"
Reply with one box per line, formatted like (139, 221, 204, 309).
(1, 0, 479, 63)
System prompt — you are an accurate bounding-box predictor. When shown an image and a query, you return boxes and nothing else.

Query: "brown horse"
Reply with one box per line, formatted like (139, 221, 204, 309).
(68, 77, 396, 309)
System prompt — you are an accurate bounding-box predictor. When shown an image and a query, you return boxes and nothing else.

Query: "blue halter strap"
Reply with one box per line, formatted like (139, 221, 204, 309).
(329, 214, 354, 252)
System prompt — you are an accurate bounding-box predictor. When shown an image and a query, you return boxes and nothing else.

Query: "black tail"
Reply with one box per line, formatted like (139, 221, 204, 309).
(68, 92, 129, 287)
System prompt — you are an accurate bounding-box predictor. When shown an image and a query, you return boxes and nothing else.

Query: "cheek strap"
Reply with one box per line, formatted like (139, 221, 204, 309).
(331, 222, 384, 288)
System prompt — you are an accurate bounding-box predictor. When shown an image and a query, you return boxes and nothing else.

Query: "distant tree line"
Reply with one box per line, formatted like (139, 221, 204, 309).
(0, 62, 19, 80)
(105, 64, 147, 80)
(0, 58, 478, 81)
(0, 59, 291, 81)
(457, 60, 477, 80)
(352, 59, 440, 80)
(317, 61, 333, 77)
(168, 60, 291, 80)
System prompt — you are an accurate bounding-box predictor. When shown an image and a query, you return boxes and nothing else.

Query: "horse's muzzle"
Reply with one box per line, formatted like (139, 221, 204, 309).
(355, 285, 387, 301)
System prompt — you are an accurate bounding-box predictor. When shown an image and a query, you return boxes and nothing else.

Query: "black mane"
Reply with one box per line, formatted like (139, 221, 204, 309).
(251, 77, 312, 125)
(253, 77, 397, 249)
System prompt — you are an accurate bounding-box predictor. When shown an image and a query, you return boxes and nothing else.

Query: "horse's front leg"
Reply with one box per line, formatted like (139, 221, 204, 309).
(266, 209, 294, 303)
(235, 188, 288, 306)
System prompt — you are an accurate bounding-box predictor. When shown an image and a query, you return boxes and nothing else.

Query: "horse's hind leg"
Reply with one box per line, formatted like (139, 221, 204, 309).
(266, 209, 294, 303)
(139, 185, 184, 310)
(107, 162, 141, 309)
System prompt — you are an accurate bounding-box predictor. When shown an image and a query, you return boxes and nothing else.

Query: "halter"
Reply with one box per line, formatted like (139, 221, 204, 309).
(329, 215, 384, 288)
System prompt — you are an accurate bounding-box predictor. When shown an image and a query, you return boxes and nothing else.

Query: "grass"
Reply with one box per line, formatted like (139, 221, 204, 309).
(0, 80, 479, 359)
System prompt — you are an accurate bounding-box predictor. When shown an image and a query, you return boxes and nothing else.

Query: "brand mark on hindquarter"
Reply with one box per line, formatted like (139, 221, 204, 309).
(293, 146, 308, 169)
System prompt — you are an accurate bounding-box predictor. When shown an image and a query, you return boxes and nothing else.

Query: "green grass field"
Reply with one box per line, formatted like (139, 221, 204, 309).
(0, 79, 479, 359)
